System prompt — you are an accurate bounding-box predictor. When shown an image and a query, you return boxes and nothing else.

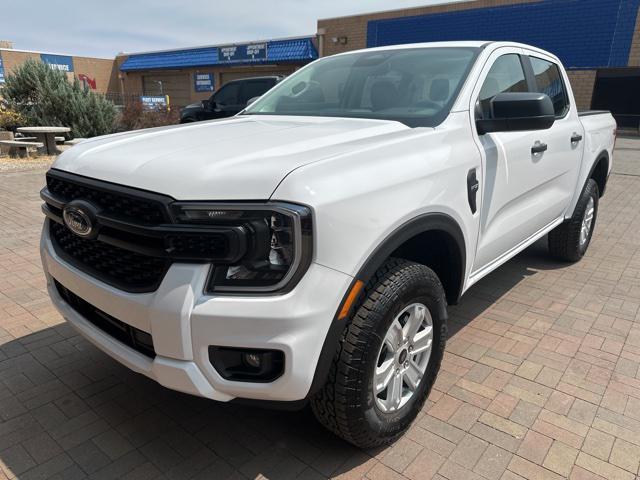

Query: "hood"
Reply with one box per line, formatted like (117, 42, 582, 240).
(53, 115, 408, 200)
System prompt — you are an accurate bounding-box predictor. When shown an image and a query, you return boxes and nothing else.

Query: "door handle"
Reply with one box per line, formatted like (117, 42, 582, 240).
(531, 142, 548, 154)
(571, 133, 583, 143)
(467, 168, 479, 214)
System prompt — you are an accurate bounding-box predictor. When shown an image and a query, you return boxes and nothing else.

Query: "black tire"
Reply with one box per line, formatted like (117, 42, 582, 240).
(311, 258, 447, 448)
(548, 178, 599, 262)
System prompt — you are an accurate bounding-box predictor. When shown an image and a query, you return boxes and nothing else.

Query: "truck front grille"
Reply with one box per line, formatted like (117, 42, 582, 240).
(50, 222, 170, 292)
(42, 170, 247, 294)
(55, 280, 156, 358)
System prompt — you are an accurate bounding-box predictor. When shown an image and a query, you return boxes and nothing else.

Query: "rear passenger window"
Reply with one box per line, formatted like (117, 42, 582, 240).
(477, 54, 528, 119)
(530, 57, 569, 117)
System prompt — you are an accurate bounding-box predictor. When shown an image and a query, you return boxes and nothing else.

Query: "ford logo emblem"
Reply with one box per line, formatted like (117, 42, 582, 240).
(63, 204, 95, 238)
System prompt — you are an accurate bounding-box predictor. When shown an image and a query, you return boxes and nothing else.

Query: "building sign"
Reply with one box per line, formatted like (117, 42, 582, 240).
(218, 43, 267, 63)
(40, 54, 74, 72)
(141, 95, 170, 110)
(0, 55, 5, 84)
(194, 73, 214, 92)
(78, 74, 97, 90)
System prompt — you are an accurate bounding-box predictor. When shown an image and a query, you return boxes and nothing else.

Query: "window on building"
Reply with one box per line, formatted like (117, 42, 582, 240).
(477, 54, 528, 119)
(530, 57, 569, 117)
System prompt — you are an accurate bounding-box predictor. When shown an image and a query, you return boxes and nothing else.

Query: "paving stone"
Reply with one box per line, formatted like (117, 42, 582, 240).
(449, 433, 489, 469)
(0, 445, 36, 476)
(543, 441, 579, 477)
(516, 430, 553, 465)
(575, 452, 636, 480)
(473, 444, 512, 479)
(403, 449, 445, 480)
(2, 152, 640, 478)
(21, 432, 63, 464)
(582, 428, 615, 461)
(507, 455, 564, 480)
(608, 438, 640, 474)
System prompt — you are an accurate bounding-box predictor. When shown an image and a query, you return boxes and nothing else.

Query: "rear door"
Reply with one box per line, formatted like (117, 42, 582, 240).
(523, 51, 583, 218)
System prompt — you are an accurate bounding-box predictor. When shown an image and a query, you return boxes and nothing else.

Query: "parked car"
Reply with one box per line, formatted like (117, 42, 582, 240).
(41, 41, 615, 448)
(179, 75, 283, 123)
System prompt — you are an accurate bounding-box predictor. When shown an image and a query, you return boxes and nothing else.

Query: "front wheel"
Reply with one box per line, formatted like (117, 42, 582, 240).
(548, 178, 599, 262)
(311, 259, 447, 448)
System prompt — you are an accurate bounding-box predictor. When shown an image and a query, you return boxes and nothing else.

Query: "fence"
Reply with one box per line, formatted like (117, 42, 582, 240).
(97, 92, 144, 108)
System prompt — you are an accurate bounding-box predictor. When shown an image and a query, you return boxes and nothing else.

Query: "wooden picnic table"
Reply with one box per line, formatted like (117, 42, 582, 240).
(16, 126, 71, 155)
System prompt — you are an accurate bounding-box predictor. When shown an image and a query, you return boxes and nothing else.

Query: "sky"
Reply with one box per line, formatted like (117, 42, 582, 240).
(0, 0, 466, 58)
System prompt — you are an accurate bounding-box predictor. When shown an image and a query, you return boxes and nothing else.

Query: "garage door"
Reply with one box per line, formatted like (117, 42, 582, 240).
(143, 74, 190, 108)
(592, 69, 640, 129)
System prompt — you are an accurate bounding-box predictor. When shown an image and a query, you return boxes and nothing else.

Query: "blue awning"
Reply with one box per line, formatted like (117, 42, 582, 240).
(120, 37, 317, 71)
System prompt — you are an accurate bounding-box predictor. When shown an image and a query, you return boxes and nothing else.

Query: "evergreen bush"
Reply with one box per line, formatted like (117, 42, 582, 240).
(0, 59, 117, 138)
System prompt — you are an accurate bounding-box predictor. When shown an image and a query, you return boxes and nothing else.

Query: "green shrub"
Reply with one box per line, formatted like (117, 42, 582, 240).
(0, 59, 117, 138)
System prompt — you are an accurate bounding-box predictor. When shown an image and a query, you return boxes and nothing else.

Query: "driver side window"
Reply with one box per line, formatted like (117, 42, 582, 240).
(477, 54, 528, 120)
(214, 82, 240, 106)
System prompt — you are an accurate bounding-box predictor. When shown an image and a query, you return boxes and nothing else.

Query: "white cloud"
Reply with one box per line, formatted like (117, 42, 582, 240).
(1, 0, 467, 58)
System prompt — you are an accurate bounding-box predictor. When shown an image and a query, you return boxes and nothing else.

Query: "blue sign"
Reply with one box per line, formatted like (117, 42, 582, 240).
(141, 95, 169, 110)
(40, 54, 74, 72)
(194, 73, 214, 92)
(218, 43, 267, 63)
(0, 55, 5, 84)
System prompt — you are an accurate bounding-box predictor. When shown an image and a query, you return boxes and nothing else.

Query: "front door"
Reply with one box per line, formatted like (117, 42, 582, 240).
(209, 81, 243, 119)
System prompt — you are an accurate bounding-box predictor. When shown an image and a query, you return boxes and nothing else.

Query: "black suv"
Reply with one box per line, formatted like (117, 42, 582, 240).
(179, 76, 283, 123)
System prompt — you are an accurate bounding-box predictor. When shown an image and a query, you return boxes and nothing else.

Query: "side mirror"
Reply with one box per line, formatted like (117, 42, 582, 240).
(476, 92, 555, 135)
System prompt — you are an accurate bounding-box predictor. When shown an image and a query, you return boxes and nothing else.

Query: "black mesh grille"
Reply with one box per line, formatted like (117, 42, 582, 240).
(166, 234, 229, 258)
(55, 280, 155, 358)
(50, 222, 170, 292)
(46, 174, 168, 225)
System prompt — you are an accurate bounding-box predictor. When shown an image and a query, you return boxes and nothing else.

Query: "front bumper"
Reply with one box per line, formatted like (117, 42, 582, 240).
(41, 222, 352, 402)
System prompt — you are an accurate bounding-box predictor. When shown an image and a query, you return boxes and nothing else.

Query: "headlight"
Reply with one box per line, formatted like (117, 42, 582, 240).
(170, 202, 312, 294)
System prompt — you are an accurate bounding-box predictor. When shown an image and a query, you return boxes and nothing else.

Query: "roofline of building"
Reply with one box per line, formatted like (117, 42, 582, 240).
(317, 0, 476, 22)
(117, 34, 318, 58)
(0, 47, 112, 60)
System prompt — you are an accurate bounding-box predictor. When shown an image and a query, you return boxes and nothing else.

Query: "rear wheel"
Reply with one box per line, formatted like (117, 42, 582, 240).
(311, 259, 447, 448)
(548, 178, 599, 262)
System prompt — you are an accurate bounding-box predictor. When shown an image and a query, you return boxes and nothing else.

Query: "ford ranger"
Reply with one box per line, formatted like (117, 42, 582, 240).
(40, 41, 616, 448)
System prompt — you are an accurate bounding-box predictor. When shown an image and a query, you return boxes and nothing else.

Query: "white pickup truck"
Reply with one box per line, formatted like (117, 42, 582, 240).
(40, 41, 616, 448)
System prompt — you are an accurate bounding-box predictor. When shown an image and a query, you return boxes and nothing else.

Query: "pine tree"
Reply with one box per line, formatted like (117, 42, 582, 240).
(0, 59, 116, 138)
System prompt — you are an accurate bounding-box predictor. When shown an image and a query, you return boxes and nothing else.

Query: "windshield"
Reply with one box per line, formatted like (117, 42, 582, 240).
(243, 47, 478, 127)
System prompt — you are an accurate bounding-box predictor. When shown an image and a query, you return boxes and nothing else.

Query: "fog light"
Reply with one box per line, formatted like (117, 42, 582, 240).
(208, 346, 284, 382)
(243, 353, 262, 368)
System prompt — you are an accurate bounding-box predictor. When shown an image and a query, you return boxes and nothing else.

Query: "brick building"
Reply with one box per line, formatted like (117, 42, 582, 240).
(2, 1, 640, 124)
(0, 47, 119, 95)
(115, 37, 318, 108)
(317, 0, 640, 128)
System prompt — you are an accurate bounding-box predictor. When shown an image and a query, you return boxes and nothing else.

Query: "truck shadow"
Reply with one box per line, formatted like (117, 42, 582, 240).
(0, 237, 567, 479)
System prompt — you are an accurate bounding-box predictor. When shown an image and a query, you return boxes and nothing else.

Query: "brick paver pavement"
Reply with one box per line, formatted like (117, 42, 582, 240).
(1, 139, 640, 479)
